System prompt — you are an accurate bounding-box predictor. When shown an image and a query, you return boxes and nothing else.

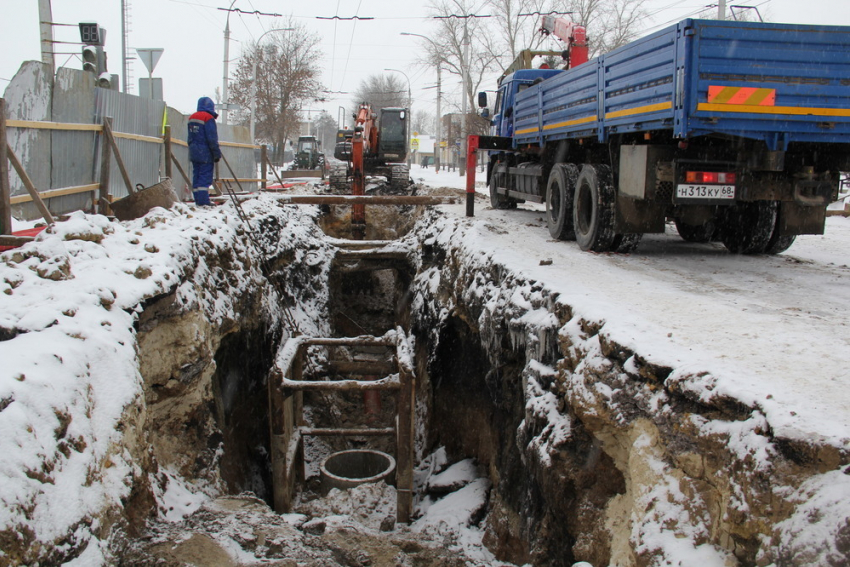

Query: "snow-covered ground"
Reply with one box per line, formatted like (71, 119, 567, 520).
(411, 164, 850, 451)
(2, 164, 849, 565)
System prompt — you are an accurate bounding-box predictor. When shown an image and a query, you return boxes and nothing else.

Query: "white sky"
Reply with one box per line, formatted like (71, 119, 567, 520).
(2, 0, 850, 122)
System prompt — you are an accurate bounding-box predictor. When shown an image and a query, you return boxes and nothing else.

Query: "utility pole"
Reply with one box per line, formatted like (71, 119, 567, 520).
(718, 0, 727, 20)
(121, 0, 127, 92)
(436, 63, 442, 172)
(459, 22, 470, 176)
(38, 0, 55, 72)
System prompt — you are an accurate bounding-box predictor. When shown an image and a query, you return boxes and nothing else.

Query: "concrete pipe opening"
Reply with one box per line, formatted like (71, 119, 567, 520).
(320, 449, 397, 495)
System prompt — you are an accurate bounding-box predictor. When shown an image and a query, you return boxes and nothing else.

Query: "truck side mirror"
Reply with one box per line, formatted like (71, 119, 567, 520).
(478, 92, 487, 108)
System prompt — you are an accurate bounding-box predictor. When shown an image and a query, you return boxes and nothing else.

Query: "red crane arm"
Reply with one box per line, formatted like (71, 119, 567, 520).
(540, 15, 589, 68)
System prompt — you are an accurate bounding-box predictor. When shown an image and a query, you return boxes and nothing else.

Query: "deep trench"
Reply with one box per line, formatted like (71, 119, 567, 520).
(203, 200, 595, 565)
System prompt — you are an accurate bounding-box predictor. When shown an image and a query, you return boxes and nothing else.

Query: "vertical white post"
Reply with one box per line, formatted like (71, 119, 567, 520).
(38, 0, 55, 72)
(435, 62, 442, 172)
(718, 0, 727, 20)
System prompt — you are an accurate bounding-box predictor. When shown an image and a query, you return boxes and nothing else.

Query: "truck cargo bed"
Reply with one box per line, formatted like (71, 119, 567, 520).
(513, 19, 850, 150)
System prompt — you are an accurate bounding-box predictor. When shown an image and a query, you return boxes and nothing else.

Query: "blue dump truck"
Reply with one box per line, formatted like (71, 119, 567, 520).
(472, 19, 850, 254)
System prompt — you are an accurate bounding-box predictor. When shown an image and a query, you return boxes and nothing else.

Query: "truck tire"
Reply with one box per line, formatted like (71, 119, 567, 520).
(489, 169, 515, 209)
(546, 164, 578, 240)
(675, 219, 716, 243)
(573, 164, 617, 252)
(720, 201, 777, 254)
(764, 206, 796, 254)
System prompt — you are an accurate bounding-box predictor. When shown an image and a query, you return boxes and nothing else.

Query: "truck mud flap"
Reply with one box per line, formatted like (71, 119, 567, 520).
(615, 195, 666, 234)
(776, 201, 826, 236)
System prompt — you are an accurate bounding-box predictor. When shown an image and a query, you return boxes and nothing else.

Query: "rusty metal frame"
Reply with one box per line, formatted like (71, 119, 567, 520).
(267, 328, 415, 523)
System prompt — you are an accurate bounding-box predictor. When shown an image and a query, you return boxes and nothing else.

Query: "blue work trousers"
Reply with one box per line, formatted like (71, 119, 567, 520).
(192, 161, 214, 189)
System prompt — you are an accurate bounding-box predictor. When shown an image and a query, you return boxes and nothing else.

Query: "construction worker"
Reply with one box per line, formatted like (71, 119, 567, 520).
(187, 96, 222, 206)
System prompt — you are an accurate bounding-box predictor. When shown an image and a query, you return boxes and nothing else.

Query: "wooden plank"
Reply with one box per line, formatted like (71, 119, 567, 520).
(220, 194, 459, 205)
(6, 119, 102, 132)
(111, 130, 163, 144)
(163, 126, 172, 181)
(260, 145, 267, 191)
(278, 170, 324, 179)
(0, 99, 10, 235)
(103, 118, 134, 195)
(170, 150, 191, 187)
(299, 427, 395, 437)
(0, 235, 35, 246)
(303, 336, 397, 347)
(98, 116, 112, 216)
(6, 144, 55, 224)
(219, 140, 261, 149)
(395, 330, 415, 524)
(281, 376, 401, 391)
(169, 137, 188, 147)
(11, 183, 99, 205)
(326, 360, 397, 375)
(218, 178, 266, 183)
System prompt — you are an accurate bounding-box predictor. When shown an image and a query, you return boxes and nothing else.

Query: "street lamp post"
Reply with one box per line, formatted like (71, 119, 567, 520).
(400, 32, 442, 172)
(250, 28, 293, 142)
(384, 68, 412, 166)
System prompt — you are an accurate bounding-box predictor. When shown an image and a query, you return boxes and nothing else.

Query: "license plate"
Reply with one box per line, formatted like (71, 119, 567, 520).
(676, 184, 735, 199)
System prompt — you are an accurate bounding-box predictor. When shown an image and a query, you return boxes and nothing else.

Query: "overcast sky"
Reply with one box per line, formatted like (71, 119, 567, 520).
(2, 0, 850, 124)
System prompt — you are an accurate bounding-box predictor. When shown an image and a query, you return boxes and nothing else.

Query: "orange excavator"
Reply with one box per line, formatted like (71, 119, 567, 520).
(331, 103, 411, 234)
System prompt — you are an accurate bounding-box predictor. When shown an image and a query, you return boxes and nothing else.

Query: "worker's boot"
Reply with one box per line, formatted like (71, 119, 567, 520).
(193, 189, 211, 206)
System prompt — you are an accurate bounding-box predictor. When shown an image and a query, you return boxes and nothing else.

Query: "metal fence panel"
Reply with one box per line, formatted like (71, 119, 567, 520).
(51, 67, 98, 213)
(95, 88, 166, 199)
(3, 61, 53, 220)
(3, 64, 257, 219)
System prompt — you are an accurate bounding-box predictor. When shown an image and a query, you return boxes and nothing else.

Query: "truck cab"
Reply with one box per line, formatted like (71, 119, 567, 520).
(486, 69, 563, 138)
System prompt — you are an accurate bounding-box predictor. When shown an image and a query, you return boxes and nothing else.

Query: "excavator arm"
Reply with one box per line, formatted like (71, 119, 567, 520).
(540, 15, 588, 69)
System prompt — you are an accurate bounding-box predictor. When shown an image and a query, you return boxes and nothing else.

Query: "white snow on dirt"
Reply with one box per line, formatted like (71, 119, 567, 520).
(1, 163, 849, 565)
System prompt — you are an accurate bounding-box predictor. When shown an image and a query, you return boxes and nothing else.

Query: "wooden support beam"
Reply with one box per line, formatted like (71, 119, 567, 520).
(0, 99, 10, 235)
(170, 151, 191, 188)
(299, 427, 395, 437)
(278, 170, 324, 179)
(216, 194, 459, 206)
(326, 360, 397, 375)
(261, 145, 267, 190)
(6, 144, 55, 225)
(163, 125, 173, 181)
(11, 183, 100, 205)
(98, 119, 112, 215)
(302, 336, 397, 347)
(395, 331, 416, 524)
(265, 152, 287, 187)
(102, 118, 134, 195)
(281, 376, 401, 392)
(0, 235, 35, 247)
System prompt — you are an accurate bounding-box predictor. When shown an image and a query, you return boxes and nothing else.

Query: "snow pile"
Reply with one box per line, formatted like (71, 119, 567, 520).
(0, 199, 331, 563)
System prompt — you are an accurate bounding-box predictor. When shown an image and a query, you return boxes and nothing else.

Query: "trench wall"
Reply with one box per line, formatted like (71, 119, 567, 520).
(405, 208, 850, 567)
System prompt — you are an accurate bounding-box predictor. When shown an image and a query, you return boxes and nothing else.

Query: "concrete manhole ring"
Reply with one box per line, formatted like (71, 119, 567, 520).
(320, 449, 396, 495)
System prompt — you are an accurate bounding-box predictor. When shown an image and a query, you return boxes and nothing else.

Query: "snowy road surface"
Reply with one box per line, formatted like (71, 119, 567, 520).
(413, 165, 850, 450)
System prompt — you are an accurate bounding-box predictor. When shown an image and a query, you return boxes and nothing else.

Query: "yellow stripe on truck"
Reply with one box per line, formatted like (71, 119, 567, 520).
(605, 102, 672, 119)
(697, 103, 850, 117)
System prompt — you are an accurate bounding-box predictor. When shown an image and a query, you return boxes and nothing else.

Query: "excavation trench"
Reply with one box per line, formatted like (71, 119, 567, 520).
(128, 190, 846, 567)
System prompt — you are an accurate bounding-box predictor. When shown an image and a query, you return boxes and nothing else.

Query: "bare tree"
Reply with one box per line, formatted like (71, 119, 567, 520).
(483, 0, 551, 70)
(412, 110, 435, 135)
(351, 74, 409, 114)
(427, 0, 500, 112)
(229, 19, 324, 161)
(311, 111, 338, 154)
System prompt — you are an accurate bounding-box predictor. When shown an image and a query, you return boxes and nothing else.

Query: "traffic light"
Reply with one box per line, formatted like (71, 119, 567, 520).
(79, 23, 105, 46)
(82, 45, 104, 74)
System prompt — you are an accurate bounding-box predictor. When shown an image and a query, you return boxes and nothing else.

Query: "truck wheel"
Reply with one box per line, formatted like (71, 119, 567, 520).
(573, 164, 617, 252)
(674, 219, 716, 243)
(546, 164, 578, 240)
(764, 205, 796, 254)
(720, 201, 777, 254)
(489, 169, 515, 209)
